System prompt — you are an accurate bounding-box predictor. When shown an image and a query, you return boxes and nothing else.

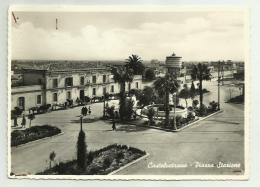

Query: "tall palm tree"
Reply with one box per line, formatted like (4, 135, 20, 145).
(111, 66, 133, 120)
(103, 92, 110, 117)
(191, 63, 211, 108)
(154, 75, 179, 128)
(126, 54, 145, 75)
(125, 54, 145, 93)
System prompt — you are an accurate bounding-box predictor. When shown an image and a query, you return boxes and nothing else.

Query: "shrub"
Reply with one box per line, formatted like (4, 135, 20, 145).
(103, 157, 112, 168)
(77, 130, 87, 170)
(87, 151, 94, 164)
(116, 152, 124, 161)
(209, 101, 218, 112)
(147, 107, 155, 125)
(11, 125, 61, 146)
(187, 112, 195, 121)
(106, 106, 115, 119)
(192, 100, 199, 108)
(197, 104, 208, 116)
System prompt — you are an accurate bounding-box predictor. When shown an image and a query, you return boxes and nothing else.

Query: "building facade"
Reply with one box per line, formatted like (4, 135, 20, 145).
(11, 66, 143, 111)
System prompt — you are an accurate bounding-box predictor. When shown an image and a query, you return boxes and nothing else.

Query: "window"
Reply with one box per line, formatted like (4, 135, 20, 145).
(136, 82, 139, 89)
(80, 76, 84, 85)
(103, 87, 106, 95)
(53, 93, 58, 102)
(36, 95, 42, 104)
(38, 79, 42, 84)
(65, 77, 73, 87)
(67, 91, 71, 100)
(92, 75, 96, 84)
(110, 85, 114, 93)
(92, 88, 96, 96)
(103, 75, 106, 83)
(18, 97, 25, 109)
(53, 79, 58, 88)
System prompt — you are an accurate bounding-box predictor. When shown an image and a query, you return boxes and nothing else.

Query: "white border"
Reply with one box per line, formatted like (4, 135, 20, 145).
(7, 5, 250, 180)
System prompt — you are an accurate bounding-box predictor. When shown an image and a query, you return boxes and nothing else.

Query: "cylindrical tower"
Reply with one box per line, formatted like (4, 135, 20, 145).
(165, 52, 182, 76)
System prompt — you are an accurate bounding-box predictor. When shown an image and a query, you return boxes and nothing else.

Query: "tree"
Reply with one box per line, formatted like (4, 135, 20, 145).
(190, 81, 196, 101)
(125, 54, 144, 92)
(147, 107, 155, 126)
(154, 75, 179, 128)
(126, 54, 145, 75)
(179, 84, 190, 108)
(102, 93, 110, 117)
(125, 98, 134, 120)
(144, 68, 156, 80)
(137, 86, 155, 107)
(191, 63, 211, 108)
(77, 130, 87, 170)
(49, 151, 56, 169)
(28, 113, 35, 128)
(111, 66, 133, 120)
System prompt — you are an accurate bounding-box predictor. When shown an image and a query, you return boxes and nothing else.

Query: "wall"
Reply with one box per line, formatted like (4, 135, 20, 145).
(11, 85, 44, 110)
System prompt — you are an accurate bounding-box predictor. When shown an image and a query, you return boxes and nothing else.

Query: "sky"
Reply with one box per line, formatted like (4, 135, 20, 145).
(11, 11, 245, 61)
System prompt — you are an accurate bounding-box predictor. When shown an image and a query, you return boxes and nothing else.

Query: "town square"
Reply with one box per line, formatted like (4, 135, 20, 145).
(9, 8, 247, 178)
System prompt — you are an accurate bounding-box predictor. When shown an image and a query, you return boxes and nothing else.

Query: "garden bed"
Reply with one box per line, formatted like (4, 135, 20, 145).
(37, 144, 146, 175)
(11, 125, 61, 147)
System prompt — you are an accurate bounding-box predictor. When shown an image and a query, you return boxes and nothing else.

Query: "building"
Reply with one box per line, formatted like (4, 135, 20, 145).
(11, 61, 143, 111)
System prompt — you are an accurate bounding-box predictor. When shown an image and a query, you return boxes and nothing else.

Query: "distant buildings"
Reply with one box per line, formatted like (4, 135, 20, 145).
(11, 60, 143, 111)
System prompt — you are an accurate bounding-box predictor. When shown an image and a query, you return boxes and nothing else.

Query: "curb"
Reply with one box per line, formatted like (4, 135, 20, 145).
(108, 153, 150, 175)
(12, 132, 64, 148)
(173, 110, 223, 132)
(129, 110, 223, 132)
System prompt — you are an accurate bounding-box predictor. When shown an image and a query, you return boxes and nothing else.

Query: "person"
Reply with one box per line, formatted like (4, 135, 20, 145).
(81, 106, 84, 116)
(88, 106, 91, 115)
(84, 106, 88, 116)
(21, 115, 26, 128)
(112, 120, 116, 131)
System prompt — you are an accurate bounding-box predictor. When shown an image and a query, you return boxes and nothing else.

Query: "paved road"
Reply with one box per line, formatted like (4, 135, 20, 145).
(11, 81, 244, 175)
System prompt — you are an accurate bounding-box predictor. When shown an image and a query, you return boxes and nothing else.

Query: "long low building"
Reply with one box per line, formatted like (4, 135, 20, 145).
(11, 64, 143, 111)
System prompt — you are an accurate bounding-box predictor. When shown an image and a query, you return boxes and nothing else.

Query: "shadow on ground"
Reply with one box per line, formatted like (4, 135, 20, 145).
(114, 124, 150, 132)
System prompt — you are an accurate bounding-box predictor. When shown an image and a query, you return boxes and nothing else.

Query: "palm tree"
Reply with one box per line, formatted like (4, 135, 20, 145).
(191, 63, 211, 108)
(111, 66, 133, 120)
(126, 54, 145, 75)
(125, 54, 145, 93)
(154, 75, 179, 128)
(103, 92, 110, 117)
(179, 84, 190, 108)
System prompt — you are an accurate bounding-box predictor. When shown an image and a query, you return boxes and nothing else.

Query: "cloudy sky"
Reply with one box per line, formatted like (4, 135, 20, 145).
(11, 11, 245, 61)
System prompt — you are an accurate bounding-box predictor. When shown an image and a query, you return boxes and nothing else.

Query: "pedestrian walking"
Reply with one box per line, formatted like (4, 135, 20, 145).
(81, 106, 84, 116)
(84, 106, 88, 116)
(112, 120, 116, 131)
(21, 115, 26, 128)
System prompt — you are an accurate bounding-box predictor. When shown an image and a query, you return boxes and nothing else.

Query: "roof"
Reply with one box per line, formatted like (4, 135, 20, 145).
(11, 60, 111, 72)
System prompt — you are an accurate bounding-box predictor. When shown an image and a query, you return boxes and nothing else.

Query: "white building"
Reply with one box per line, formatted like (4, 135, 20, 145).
(11, 65, 143, 111)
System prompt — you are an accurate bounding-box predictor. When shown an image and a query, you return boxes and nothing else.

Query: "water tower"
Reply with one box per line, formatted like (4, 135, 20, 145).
(165, 52, 182, 77)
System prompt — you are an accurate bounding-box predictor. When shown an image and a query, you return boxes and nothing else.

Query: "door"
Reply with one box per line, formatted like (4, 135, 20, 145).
(80, 90, 85, 100)
(18, 97, 25, 110)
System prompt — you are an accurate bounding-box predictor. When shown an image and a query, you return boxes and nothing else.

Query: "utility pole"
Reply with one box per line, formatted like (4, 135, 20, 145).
(56, 18, 58, 30)
(218, 61, 221, 110)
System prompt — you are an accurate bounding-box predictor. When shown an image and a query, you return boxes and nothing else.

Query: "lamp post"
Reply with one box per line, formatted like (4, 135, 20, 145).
(79, 115, 83, 131)
(217, 61, 221, 110)
(165, 52, 182, 128)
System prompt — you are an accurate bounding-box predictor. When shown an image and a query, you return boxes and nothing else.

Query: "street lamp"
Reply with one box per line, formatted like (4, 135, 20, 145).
(79, 115, 83, 131)
(217, 61, 221, 110)
(165, 52, 182, 128)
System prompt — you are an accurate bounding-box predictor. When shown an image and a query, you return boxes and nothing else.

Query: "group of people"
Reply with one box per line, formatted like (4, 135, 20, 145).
(81, 106, 91, 116)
